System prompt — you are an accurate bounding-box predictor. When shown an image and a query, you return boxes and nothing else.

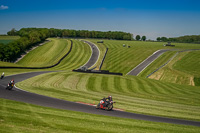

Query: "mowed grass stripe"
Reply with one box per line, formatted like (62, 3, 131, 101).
(17, 38, 69, 67)
(57, 40, 83, 69)
(16, 71, 200, 120)
(2, 99, 199, 133)
(52, 39, 91, 70)
(149, 51, 200, 86)
(65, 41, 85, 68)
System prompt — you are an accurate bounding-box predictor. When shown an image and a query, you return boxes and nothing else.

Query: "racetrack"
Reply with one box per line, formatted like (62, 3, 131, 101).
(127, 49, 169, 76)
(1, 44, 200, 127)
(81, 40, 100, 68)
(0, 71, 200, 127)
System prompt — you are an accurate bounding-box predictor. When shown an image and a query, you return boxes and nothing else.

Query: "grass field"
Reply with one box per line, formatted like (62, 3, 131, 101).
(1, 98, 199, 133)
(51, 39, 91, 70)
(138, 51, 177, 77)
(16, 38, 70, 67)
(1, 39, 200, 132)
(16, 71, 200, 121)
(0, 39, 91, 76)
(0, 36, 20, 44)
(148, 50, 200, 86)
(87, 40, 200, 75)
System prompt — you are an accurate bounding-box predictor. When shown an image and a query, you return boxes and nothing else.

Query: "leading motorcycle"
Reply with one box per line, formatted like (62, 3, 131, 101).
(96, 98, 115, 111)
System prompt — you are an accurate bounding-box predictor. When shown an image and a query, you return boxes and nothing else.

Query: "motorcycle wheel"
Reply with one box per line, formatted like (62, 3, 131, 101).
(96, 103, 100, 109)
(106, 104, 113, 111)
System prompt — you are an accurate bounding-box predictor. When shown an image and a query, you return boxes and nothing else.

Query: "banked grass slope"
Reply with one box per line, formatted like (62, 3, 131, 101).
(0, 39, 91, 75)
(16, 71, 200, 121)
(146, 50, 200, 86)
(16, 38, 70, 67)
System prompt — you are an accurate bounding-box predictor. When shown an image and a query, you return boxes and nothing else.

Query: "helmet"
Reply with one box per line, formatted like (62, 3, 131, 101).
(108, 96, 112, 100)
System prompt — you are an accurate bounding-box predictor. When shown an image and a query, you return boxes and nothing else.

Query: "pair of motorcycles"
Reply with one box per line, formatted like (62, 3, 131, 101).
(96, 98, 115, 111)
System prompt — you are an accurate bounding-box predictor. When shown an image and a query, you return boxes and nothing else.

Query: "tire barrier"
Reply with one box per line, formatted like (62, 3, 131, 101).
(99, 48, 108, 70)
(0, 40, 73, 69)
(73, 69, 123, 76)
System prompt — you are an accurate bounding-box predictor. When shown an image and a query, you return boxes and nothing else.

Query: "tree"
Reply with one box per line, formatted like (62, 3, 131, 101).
(7, 28, 17, 36)
(157, 37, 161, 41)
(160, 37, 168, 42)
(136, 35, 141, 41)
(141, 36, 146, 41)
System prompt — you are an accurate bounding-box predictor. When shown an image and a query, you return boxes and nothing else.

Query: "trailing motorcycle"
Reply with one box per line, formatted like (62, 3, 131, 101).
(96, 98, 115, 111)
(6, 82, 14, 90)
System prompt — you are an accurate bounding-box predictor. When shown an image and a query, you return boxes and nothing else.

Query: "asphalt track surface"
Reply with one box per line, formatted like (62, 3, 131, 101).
(0, 72, 200, 127)
(127, 49, 169, 76)
(81, 40, 99, 68)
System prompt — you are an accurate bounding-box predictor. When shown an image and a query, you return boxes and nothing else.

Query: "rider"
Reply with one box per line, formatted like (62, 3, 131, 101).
(107, 95, 112, 101)
(9, 79, 15, 85)
(1, 72, 4, 79)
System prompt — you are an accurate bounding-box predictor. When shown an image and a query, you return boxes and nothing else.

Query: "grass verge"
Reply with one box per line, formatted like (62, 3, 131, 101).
(1, 98, 199, 133)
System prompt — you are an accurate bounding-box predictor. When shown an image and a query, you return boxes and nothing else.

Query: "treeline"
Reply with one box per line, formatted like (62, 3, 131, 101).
(157, 35, 200, 43)
(8, 28, 133, 40)
(1, 28, 133, 61)
(0, 28, 49, 61)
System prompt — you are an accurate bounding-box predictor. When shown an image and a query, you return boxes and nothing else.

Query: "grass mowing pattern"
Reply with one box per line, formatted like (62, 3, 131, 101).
(1, 98, 199, 133)
(138, 51, 177, 77)
(16, 71, 200, 121)
(96, 40, 167, 74)
(90, 40, 200, 75)
(16, 38, 70, 67)
(0, 39, 91, 75)
(51, 39, 91, 70)
(149, 51, 200, 86)
(173, 51, 200, 76)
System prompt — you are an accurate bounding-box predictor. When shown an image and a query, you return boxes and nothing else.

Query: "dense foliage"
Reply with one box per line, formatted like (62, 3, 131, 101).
(0, 28, 133, 61)
(0, 28, 49, 61)
(157, 35, 200, 43)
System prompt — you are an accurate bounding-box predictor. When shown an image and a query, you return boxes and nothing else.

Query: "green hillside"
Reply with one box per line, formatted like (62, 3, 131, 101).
(1, 38, 200, 132)
(16, 38, 70, 67)
(51, 39, 91, 70)
(16, 71, 200, 121)
(87, 40, 200, 75)
(148, 50, 200, 86)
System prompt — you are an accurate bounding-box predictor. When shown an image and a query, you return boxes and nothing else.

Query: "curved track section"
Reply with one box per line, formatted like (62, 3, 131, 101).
(127, 50, 169, 76)
(0, 72, 200, 127)
(81, 40, 100, 68)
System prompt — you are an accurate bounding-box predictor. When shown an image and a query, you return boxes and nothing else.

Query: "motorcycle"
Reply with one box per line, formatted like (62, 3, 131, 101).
(6, 83, 14, 90)
(1, 75, 4, 79)
(96, 98, 115, 111)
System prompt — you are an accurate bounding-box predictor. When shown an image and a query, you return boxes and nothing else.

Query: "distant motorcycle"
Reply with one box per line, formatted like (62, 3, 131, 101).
(6, 83, 14, 90)
(0, 75, 4, 79)
(96, 98, 115, 111)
